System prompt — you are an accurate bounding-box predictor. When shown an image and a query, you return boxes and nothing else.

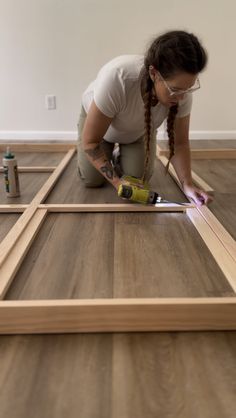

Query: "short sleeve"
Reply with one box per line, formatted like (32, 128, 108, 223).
(176, 93, 193, 118)
(93, 66, 125, 118)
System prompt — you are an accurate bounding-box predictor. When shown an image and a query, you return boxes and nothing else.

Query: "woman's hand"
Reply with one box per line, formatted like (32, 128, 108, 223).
(182, 183, 213, 206)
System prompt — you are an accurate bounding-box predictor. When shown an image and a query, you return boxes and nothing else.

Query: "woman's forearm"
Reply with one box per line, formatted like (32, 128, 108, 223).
(83, 142, 121, 189)
(170, 143, 193, 187)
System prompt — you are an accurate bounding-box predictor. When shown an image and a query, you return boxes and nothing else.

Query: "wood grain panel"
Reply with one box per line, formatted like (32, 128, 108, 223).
(6, 212, 234, 300)
(157, 139, 236, 150)
(1, 298, 236, 333)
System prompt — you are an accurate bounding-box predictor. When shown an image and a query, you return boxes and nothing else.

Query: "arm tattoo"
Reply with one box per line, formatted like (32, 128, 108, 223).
(84, 142, 119, 181)
(84, 143, 106, 161)
(100, 163, 118, 180)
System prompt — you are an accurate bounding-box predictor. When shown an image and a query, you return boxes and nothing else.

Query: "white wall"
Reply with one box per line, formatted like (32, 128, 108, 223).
(0, 0, 236, 140)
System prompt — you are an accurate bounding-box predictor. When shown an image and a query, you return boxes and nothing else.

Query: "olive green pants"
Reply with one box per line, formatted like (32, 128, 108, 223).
(77, 106, 156, 187)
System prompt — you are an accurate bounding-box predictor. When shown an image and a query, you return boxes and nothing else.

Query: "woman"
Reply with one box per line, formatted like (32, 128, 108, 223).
(77, 30, 212, 206)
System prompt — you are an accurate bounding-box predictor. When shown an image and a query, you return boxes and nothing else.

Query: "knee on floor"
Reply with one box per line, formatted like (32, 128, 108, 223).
(84, 180, 105, 188)
(77, 167, 105, 188)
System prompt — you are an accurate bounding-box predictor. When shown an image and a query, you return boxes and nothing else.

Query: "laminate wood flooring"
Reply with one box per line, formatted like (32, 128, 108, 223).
(45, 157, 189, 204)
(0, 172, 50, 204)
(0, 145, 236, 418)
(6, 211, 234, 300)
(0, 151, 64, 204)
(0, 332, 235, 418)
(0, 214, 20, 241)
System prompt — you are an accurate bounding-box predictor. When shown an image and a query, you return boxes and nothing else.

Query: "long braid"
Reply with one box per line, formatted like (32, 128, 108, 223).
(141, 70, 158, 181)
(166, 104, 178, 172)
(142, 90, 152, 181)
(142, 30, 208, 177)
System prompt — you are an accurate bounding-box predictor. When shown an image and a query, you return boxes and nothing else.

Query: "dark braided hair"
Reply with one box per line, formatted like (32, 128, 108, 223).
(141, 30, 208, 179)
(166, 103, 178, 172)
(142, 75, 153, 178)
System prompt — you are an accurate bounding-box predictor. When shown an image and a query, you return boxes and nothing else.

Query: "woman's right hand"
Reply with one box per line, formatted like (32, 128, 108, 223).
(113, 176, 128, 191)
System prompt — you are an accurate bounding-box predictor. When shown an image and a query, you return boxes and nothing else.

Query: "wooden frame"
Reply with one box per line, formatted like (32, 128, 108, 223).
(0, 166, 56, 173)
(0, 142, 236, 334)
(156, 149, 236, 264)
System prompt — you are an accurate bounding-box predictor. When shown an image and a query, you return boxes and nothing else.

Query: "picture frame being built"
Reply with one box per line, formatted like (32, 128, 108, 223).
(0, 142, 236, 334)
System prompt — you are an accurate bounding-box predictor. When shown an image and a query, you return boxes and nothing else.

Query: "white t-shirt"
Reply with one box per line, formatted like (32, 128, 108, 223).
(82, 55, 192, 144)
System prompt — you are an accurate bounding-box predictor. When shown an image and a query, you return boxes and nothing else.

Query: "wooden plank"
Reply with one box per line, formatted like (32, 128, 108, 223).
(38, 203, 195, 212)
(191, 171, 214, 192)
(187, 208, 236, 292)
(0, 297, 236, 334)
(0, 145, 234, 336)
(0, 166, 56, 173)
(0, 205, 28, 213)
(0, 209, 47, 299)
(158, 155, 182, 188)
(196, 205, 236, 263)
(0, 203, 192, 213)
(157, 139, 236, 149)
(0, 149, 75, 268)
(157, 147, 236, 159)
(191, 149, 236, 159)
(0, 143, 76, 152)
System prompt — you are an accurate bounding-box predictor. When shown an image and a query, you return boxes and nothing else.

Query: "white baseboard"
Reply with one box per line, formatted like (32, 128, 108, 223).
(158, 130, 236, 140)
(0, 130, 235, 141)
(0, 131, 76, 141)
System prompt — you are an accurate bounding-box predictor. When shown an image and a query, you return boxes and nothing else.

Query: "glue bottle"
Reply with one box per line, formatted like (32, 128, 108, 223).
(2, 147, 20, 197)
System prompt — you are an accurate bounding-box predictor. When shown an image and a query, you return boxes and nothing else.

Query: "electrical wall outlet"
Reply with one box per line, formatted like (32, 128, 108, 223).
(45, 95, 56, 110)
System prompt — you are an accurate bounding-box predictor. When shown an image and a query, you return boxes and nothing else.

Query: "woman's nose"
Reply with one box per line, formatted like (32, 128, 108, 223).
(177, 93, 186, 101)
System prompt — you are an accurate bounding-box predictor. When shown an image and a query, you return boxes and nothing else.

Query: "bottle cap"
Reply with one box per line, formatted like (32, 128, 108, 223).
(4, 146, 15, 159)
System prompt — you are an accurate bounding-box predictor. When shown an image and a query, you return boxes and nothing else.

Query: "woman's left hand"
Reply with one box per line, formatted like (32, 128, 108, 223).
(182, 183, 213, 206)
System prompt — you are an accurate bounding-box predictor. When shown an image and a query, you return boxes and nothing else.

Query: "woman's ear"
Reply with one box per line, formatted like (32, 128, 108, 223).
(149, 65, 156, 82)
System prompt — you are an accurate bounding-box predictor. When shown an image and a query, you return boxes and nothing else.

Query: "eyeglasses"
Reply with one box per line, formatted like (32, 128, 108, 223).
(157, 72, 200, 97)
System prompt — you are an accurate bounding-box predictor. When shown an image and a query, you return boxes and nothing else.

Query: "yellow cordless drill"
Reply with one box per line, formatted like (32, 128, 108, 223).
(118, 175, 185, 205)
(118, 175, 162, 204)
